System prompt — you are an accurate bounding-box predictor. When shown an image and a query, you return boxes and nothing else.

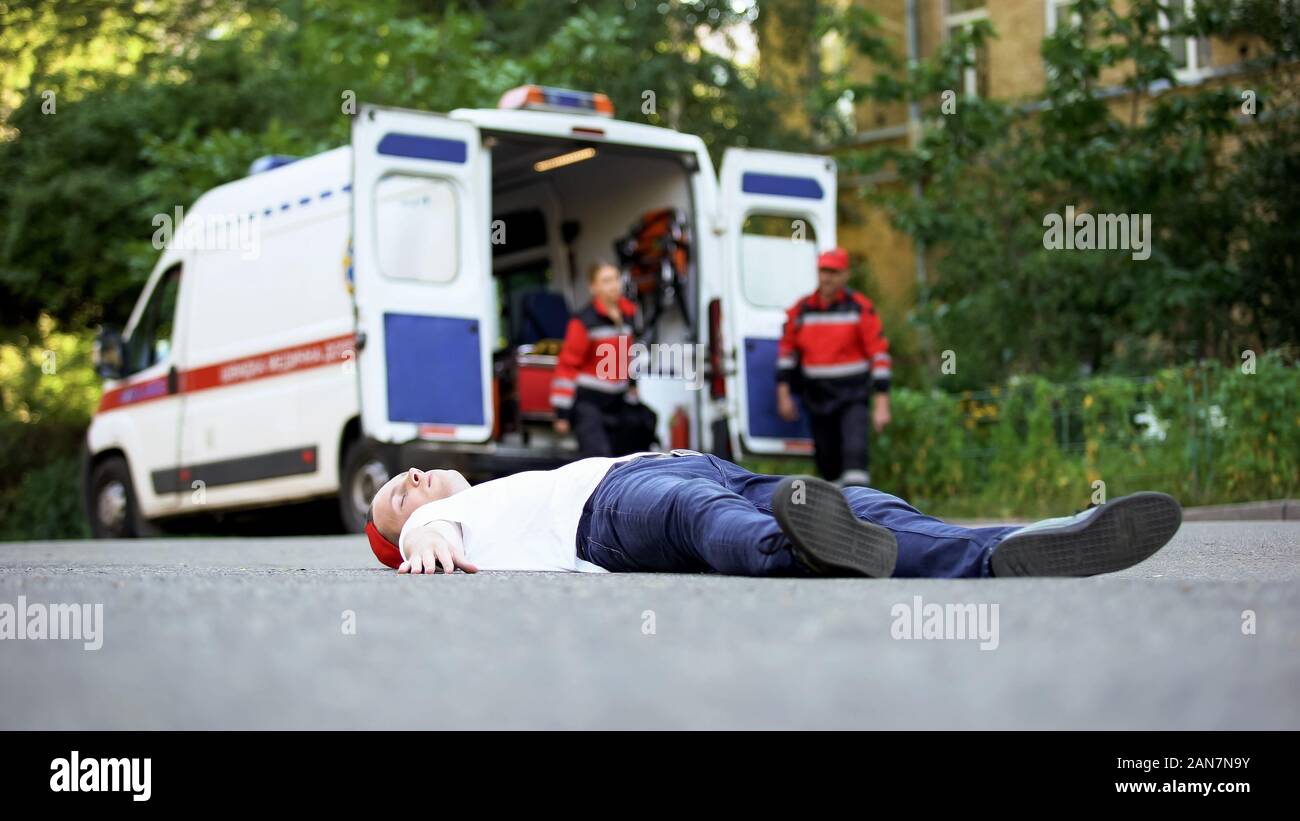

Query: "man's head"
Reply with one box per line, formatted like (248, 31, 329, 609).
(365, 467, 469, 568)
(587, 261, 622, 307)
(816, 247, 851, 298)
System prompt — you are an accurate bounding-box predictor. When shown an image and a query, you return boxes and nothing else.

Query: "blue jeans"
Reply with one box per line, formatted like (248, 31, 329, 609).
(575, 454, 1020, 578)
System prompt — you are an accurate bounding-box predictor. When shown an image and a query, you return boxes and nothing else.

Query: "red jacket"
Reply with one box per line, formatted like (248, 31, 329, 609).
(550, 297, 639, 411)
(777, 287, 891, 393)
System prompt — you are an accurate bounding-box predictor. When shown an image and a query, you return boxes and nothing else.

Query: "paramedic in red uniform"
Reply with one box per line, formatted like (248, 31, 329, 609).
(776, 247, 891, 487)
(551, 262, 641, 457)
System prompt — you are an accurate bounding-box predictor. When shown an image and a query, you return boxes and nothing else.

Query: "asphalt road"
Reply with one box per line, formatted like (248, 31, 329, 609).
(1, 522, 1297, 729)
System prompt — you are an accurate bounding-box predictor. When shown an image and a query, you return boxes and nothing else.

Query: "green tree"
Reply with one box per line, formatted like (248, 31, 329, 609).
(821, 0, 1297, 390)
(0, 0, 796, 332)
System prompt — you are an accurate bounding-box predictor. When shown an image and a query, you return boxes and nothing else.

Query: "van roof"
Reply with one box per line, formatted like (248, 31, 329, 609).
(185, 107, 707, 221)
(189, 146, 352, 224)
(451, 107, 706, 155)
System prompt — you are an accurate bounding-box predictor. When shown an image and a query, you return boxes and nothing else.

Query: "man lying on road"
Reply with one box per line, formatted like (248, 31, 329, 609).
(364, 450, 1182, 578)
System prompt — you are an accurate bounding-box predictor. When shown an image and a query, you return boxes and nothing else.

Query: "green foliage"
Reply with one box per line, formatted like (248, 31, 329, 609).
(0, 314, 101, 425)
(0, 316, 98, 539)
(0, 0, 798, 330)
(0, 454, 89, 541)
(874, 351, 1300, 518)
(748, 352, 1300, 519)
(823, 0, 1300, 389)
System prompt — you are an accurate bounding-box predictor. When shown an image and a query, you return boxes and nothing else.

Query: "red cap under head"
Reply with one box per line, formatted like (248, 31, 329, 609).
(365, 513, 403, 569)
(817, 247, 850, 272)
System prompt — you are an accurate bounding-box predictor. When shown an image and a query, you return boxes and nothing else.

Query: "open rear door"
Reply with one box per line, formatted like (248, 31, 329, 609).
(352, 105, 493, 445)
(718, 148, 837, 456)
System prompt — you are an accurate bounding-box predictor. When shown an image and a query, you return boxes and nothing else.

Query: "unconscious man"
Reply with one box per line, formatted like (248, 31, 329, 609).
(364, 450, 1182, 578)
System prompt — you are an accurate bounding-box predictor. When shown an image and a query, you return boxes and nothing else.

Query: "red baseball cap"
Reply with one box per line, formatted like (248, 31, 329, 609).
(365, 507, 403, 569)
(817, 247, 850, 271)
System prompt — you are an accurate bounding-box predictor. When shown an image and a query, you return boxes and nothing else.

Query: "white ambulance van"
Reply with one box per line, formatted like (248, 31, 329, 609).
(85, 86, 835, 537)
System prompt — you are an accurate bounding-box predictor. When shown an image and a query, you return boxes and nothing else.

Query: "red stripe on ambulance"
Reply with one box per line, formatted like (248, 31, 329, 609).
(180, 334, 355, 393)
(97, 376, 172, 413)
(96, 334, 355, 414)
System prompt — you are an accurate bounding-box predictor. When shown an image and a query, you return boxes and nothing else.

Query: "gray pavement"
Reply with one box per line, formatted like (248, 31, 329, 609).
(1, 521, 1297, 729)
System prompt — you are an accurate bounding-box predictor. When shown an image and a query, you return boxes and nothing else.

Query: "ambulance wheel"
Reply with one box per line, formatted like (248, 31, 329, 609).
(340, 439, 388, 534)
(89, 455, 157, 539)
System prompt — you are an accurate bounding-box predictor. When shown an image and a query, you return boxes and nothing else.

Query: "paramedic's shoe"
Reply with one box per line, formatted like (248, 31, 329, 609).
(837, 469, 871, 488)
(773, 475, 897, 578)
(989, 492, 1182, 577)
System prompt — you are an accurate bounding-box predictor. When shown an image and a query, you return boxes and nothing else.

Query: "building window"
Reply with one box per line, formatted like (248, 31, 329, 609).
(945, 0, 990, 98)
(1160, 0, 1211, 81)
(1044, 0, 1077, 36)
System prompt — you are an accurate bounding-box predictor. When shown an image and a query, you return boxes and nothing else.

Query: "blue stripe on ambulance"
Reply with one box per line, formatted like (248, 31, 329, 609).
(376, 133, 468, 164)
(740, 172, 824, 200)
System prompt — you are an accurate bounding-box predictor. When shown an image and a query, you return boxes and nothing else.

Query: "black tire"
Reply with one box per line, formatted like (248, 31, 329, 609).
(88, 455, 158, 539)
(339, 438, 390, 534)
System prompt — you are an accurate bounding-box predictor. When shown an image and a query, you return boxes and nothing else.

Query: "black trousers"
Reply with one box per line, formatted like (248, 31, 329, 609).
(570, 387, 639, 458)
(808, 399, 869, 481)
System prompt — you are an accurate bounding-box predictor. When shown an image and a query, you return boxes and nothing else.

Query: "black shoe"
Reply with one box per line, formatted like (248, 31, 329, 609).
(772, 475, 898, 577)
(990, 491, 1182, 577)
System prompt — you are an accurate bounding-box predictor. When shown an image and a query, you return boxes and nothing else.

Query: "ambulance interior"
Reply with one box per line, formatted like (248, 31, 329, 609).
(485, 133, 700, 451)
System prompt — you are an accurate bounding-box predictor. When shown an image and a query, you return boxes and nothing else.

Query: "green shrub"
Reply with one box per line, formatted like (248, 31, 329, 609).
(750, 352, 1300, 519)
(0, 318, 98, 540)
(0, 455, 90, 541)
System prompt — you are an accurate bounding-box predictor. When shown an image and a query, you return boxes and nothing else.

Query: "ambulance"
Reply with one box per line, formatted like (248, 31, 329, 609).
(85, 86, 834, 537)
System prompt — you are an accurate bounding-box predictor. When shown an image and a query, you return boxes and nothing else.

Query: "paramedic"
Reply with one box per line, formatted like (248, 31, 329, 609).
(551, 262, 641, 457)
(776, 247, 891, 487)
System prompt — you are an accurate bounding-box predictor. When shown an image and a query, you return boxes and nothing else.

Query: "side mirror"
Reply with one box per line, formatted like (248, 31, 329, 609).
(93, 326, 126, 380)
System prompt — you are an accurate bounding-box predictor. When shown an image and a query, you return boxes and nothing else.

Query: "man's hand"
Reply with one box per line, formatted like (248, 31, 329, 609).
(872, 393, 891, 433)
(554, 417, 570, 435)
(777, 384, 799, 422)
(398, 527, 478, 575)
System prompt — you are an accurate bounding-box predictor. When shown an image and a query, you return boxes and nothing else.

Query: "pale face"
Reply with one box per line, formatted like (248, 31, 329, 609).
(370, 467, 469, 542)
(589, 265, 623, 309)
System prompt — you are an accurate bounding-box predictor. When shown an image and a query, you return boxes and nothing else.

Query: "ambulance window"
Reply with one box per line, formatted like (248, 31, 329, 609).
(374, 175, 459, 283)
(125, 264, 182, 375)
(740, 215, 819, 309)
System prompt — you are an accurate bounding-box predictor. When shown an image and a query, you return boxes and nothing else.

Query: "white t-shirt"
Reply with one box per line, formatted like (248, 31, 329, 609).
(398, 452, 662, 572)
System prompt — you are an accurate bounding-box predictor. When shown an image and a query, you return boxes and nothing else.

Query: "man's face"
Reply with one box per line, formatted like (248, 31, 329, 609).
(817, 266, 850, 296)
(370, 467, 469, 542)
